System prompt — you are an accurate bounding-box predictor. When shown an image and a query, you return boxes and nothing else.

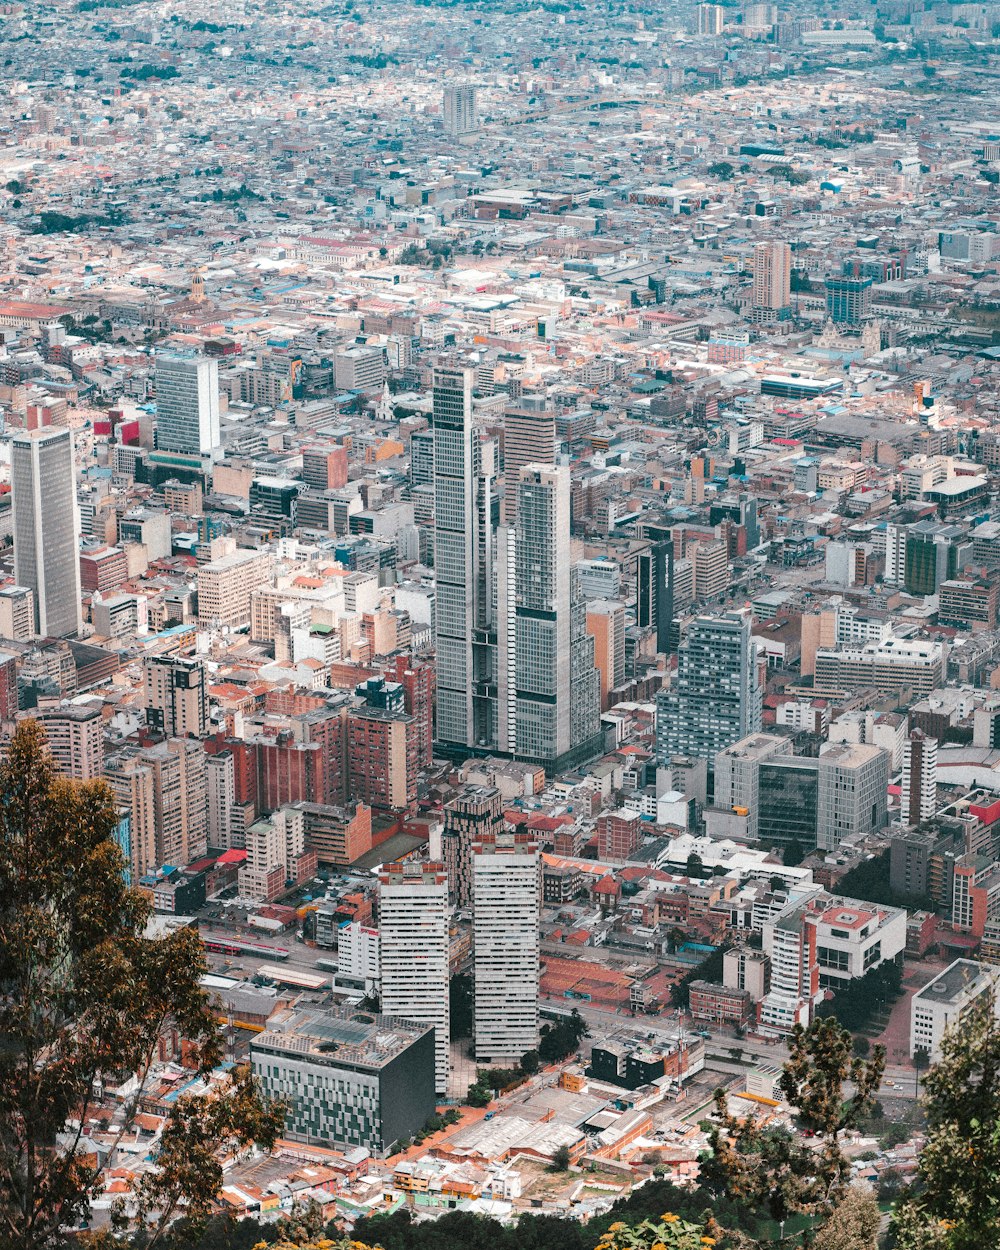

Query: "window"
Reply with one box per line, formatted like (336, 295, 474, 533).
(817, 945, 850, 972)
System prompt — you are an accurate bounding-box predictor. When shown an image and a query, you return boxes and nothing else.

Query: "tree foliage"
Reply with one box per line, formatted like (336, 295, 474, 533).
(893, 991, 1000, 1250)
(701, 1016, 885, 1230)
(0, 720, 282, 1250)
(812, 1184, 880, 1250)
(538, 1009, 588, 1064)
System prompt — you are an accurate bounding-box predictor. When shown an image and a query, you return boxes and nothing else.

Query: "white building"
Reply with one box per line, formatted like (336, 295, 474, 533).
(910, 959, 1000, 1060)
(11, 426, 82, 638)
(155, 353, 221, 458)
(378, 862, 450, 1095)
(814, 899, 906, 991)
(337, 920, 381, 995)
(473, 833, 540, 1065)
(238, 807, 305, 901)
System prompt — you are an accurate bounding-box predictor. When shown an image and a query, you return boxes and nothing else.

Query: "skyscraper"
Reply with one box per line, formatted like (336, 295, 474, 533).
(11, 426, 82, 638)
(697, 2, 724, 34)
(472, 832, 539, 1065)
(442, 85, 477, 136)
(379, 861, 450, 1095)
(502, 403, 556, 525)
(655, 611, 763, 790)
(155, 353, 221, 458)
(432, 365, 497, 752)
(505, 464, 601, 770)
(751, 242, 792, 323)
(636, 539, 675, 654)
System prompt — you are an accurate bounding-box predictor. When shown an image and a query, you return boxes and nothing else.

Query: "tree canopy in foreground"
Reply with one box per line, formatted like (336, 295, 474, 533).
(0, 720, 282, 1250)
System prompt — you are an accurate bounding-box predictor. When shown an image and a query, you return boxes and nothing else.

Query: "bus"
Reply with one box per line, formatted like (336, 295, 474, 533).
(200, 934, 290, 962)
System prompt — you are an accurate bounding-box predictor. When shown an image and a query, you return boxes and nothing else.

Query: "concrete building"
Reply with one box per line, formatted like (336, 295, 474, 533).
(443, 84, 477, 135)
(379, 861, 450, 1095)
(12, 426, 82, 638)
(656, 611, 763, 790)
(814, 899, 906, 991)
(144, 655, 209, 739)
(239, 806, 312, 901)
(443, 783, 503, 908)
(902, 730, 938, 826)
(759, 902, 819, 1037)
(347, 706, 417, 812)
(36, 702, 103, 780)
(816, 742, 889, 852)
(505, 464, 601, 770)
(586, 599, 626, 712)
(206, 750, 237, 849)
(472, 832, 540, 1065)
(713, 733, 792, 839)
(432, 365, 496, 752)
(155, 353, 221, 458)
(197, 546, 272, 629)
(751, 241, 791, 323)
(251, 1006, 436, 1154)
(910, 959, 1000, 1060)
(337, 920, 380, 993)
(0, 585, 35, 641)
(502, 403, 556, 525)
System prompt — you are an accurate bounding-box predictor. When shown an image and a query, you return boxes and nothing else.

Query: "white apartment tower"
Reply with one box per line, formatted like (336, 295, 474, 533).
(155, 353, 221, 458)
(472, 832, 540, 1065)
(443, 85, 477, 136)
(378, 861, 451, 1095)
(11, 426, 82, 638)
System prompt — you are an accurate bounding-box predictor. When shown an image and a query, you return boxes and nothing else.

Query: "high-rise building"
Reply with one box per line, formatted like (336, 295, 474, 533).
(378, 861, 450, 1095)
(144, 655, 209, 739)
(442, 784, 503, 908)
(502, 403, 556, 525)
(902, 730, 938, 826)
(0, 650, 18, 721)
(432, 365, 497, 752)
(586, 599, 626, 711)
(36, 702, 103, 780)
(106, 738, 206, 874)
(472, 832, 540, 1064)
(636, 538, 675, 654)
(655, 612, 763, 788)
(196, 546, 272, 629)
(697, 2, 724, 34)
(816, 742, 888, 852)
(154, 353, 221, 458)
(825, 276, 872, 325)
(442, 85, 477, 136)
(11, 426, 82, 638)
(347, 706, 417, 812)
(759, 901, 819, 1036)
(386, 655, 434, 771)
(206, 750, 237, 848)
(751, 241, 792, 323)
(506, 464, 601, 770)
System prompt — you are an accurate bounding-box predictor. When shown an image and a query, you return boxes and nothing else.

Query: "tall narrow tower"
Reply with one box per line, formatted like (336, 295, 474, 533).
(432, 365, 497, 751)
(751, 241, 792, 323)
(472, 832, 539, 1065)
(379, 861, 451, 1095)
(11, 425, 81, 638)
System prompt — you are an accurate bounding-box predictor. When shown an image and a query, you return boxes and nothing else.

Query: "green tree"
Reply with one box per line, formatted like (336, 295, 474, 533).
(894, 991, 1000, 1250)
(708, 161, 735, 179)
(550, 1143, 572, 1171)
(701, 1016, 885, 1228)
(520, 1048, 540, 1074)
(0, 720, 282, 1250)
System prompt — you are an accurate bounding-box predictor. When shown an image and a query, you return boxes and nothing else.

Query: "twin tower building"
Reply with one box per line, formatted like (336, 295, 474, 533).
(432, 365, 603, 773)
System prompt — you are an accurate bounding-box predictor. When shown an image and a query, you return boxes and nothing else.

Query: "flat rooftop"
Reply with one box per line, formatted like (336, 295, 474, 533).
(913, 959, 995, 1008)
(252, 1006, 431, 1071)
